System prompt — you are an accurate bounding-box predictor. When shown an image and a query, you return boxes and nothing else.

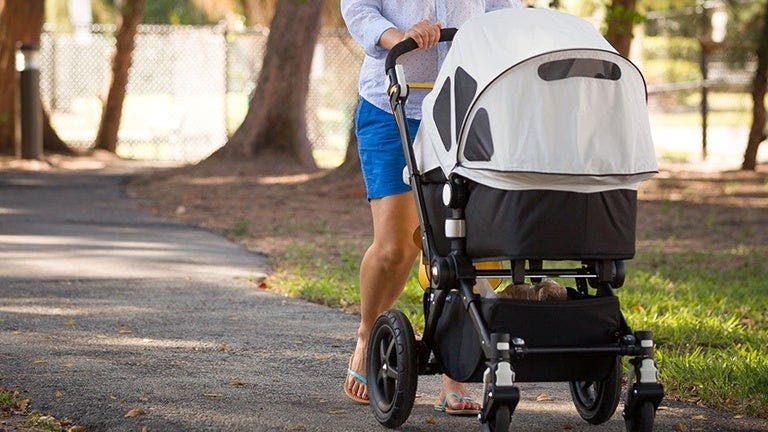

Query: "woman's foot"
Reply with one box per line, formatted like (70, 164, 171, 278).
(343, 337, 369, 404)
(434, 375, 482, 415)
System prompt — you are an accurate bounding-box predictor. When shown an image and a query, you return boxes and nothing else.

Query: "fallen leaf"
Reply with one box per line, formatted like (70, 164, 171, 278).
(138, 395, 149, 402)
(65, 319, 76, 328)
(258, 280, 269, 290)
(287, 425, 306, 431)
(16, 398, 30, 411)
(125, 407, 145, 417)
(229, 380, 246, 387)
(563, 424, 574, 430)
(328, 409, 347, 415)
(690, 415, 706, 420)
(64, 363, 74, 368)
(203, 393, 224, 398)
(68, 426, 86, 432)
(228, 316, 239, 321)
(657, 406, 669, 411)
(12, 331, 22, 336)
(733, 414, 745, 419)
(54, 390, 64, 398)
(33, 358, 46, 365)
(425, 416, 436, 424)
(141, 427, 150, 432)
(314, 354, 332, 361)
(674, 422, 687, 432)
(218, 344, 232, 353)
(118, 329, 132, 335)
(535, 393, 553, 402)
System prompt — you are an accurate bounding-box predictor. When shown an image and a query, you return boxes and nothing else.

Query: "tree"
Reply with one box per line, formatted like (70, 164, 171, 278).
(212, 0, 324, 169)
(605, 0, 643, 56)
(94, 0, 145, 153)
(742, 0, 768, 171)
(0, 0, 72, 155)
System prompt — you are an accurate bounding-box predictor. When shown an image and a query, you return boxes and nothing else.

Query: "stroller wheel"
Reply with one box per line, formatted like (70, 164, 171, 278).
(367, 309, 417, 428)
(568, 356, 622, 424)
(625, 401, 655, 432)
(482, 405, 510, 432)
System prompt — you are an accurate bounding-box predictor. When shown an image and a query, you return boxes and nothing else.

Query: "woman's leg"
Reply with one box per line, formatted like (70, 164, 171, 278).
(346, 192, 419, 401)
(345, 193, 481, 412)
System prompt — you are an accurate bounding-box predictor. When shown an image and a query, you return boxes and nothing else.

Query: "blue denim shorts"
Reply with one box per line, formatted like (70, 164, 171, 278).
(355, 98, 421, 200)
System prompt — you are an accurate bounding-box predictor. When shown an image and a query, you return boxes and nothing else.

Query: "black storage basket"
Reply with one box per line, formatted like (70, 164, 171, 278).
(420, 171, 637, 261)
(433, 290, 622, 383)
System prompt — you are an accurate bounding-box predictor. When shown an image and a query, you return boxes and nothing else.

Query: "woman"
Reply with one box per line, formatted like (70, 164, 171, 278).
(340, 0, 522, 415)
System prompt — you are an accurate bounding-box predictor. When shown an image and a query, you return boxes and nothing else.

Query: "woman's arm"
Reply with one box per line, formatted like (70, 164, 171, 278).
(341, 0, 398, 58)
(379, 20, 442, 50)
(341, 0, 443, 57)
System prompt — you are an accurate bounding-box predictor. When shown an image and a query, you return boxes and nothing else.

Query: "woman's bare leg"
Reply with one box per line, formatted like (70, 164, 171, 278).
(345, 193, 481, 412)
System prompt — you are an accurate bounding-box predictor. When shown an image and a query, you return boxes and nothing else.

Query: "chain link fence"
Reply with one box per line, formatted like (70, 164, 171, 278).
(39, 24, 362, 163)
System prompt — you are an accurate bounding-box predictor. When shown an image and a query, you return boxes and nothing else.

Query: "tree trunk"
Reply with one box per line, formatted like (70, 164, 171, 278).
(335, 117, 360, 175)
(742, 1, 768, 171)
(213, 0, 322, 169)
(604, 0, 638, 57)
(94, 0, 144, 153)
(0, 0, 45, 154)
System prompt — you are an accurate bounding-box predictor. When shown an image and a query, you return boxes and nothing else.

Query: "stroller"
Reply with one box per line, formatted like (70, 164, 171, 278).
(367, 8, 664, 432)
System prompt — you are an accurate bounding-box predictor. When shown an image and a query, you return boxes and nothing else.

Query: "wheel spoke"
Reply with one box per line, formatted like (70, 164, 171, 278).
(386, 365, 399, 380)
(380, 338, 388, 363)
(385, 338, 395, 362)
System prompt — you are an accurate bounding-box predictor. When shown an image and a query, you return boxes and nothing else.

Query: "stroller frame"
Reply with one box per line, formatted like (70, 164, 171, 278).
(368, 30, 664, 432)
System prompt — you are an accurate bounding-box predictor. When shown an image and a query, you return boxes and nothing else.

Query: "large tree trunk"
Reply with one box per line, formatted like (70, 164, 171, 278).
(213, 0, 322, 169)
(604, 0, 638, 57)
(1, 0, 76, 156)
(94, 0, 144, 153)
(742, 1, 768, 171)
(0, 0, 45, 154)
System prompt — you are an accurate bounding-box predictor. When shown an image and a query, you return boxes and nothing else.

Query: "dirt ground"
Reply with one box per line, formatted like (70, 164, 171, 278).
(126, 156, 768, 261)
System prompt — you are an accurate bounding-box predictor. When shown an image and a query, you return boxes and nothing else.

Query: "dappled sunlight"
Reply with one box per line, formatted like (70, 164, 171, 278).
(84, 335, 222, 350)
(256, 172, 326, 185)
(0, 207, 30, 215)
(0, 304, 150, 317)
(186, 175, 241, 186)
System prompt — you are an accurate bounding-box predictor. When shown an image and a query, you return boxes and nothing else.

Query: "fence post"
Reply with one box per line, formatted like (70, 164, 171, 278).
(698, 0, 710, 160)
(18, 44, 44, 160)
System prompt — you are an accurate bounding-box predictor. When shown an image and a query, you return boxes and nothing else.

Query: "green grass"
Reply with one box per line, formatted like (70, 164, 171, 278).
(271, 238, 768, 418)
(0, 388, 15, 411)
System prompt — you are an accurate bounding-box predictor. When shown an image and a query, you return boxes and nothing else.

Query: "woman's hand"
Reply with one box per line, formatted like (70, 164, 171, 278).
(403, 20, 442, 49)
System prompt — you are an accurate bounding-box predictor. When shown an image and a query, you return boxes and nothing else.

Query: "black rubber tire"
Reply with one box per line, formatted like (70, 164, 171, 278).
(625, 401, 655, 432)
(569, 356, 622, 425)
(367, 309, 418, 429)
(482, 406, 511, 432)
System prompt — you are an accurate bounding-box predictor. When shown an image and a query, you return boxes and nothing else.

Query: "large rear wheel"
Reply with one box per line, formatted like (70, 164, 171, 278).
(367, 309, 418, 428)
(569, 356, 622, 424)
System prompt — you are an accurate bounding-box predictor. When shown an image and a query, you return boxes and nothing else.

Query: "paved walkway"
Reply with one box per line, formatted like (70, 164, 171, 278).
(0, 166, 766, 432)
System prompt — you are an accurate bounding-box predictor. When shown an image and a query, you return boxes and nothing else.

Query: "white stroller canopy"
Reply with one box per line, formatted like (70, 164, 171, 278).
(413, 8, 658, 193)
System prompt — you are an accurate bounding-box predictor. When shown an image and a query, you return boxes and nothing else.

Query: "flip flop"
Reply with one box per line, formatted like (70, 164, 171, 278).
(434, 392, 481, 416)
(343, 356, 370, 405)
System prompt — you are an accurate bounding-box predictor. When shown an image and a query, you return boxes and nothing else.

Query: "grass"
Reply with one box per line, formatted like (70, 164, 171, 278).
(269, 237, 768, 418)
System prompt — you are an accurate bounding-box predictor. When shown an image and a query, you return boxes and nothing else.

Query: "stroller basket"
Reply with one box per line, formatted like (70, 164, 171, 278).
(435, 291, 621, 383)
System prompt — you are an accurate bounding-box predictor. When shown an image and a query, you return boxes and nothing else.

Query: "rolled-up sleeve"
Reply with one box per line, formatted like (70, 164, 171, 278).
(485, 0, 523, 12)
(341, 0, 397, 59)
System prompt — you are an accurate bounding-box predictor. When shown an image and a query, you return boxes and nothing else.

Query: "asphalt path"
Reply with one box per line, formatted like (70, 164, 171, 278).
(0, 166, 766, 432)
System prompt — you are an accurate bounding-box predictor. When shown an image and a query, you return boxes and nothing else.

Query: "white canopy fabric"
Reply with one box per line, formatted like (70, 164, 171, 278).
(412, 8, 658, 193)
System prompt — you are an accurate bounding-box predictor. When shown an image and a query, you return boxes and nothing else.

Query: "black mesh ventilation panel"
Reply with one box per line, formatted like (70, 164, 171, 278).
(433, 78, 452, 151)
(463, 108, 494, 162)
(454, 67, 477, 140)
(537, 58, 621, 81)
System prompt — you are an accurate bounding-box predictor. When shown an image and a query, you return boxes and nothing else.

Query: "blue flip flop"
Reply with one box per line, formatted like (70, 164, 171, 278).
(344, 357, 370, 405)
(434, 392, 481, 416)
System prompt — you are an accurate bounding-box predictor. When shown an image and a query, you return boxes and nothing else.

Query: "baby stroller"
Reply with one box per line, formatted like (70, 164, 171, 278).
(367, 8, 664, 432)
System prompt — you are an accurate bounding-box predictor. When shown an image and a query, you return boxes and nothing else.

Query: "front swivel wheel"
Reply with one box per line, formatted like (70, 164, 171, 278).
(367, 309, 418, 428)
(482, 405, 510, 432)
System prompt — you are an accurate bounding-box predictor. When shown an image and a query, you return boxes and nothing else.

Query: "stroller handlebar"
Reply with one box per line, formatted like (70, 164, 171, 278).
(384, 28, 457, 73)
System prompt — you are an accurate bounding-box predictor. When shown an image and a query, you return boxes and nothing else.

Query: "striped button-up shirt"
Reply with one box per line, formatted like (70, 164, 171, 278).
(341, 0, 522, 119)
